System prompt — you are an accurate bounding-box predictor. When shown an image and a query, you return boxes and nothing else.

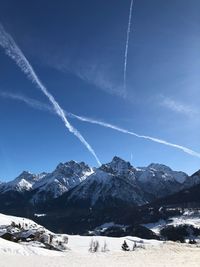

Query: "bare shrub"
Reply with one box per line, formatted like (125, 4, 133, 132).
(89, 239, 99, 253)
(101, 241, 109, 252)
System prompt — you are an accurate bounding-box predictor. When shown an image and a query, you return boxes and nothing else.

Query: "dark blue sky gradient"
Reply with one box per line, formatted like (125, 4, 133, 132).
(0, 0, 200, 180)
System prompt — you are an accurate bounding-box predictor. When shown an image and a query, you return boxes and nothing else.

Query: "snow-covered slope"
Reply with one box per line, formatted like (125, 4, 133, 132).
(31, 161, 93, 201)
(0, 171, 46, 193)
(68, 157, 148, 206)
(100, 156, 136, 178)
(0, 237, 62, 256)
(144, 209, 200, 235)
(1, 237, 200, 267)
(68, 158, 189, 205)
(136, 163, 188, 199)
(0, 161, 93, 202)
(0, 212, 41, 227)
(0, 213, 161, 257)
(0, 213, 68, 252)
(1, 213, 200, 267)
(139, 163, 187, 183)
(0, 157, 195, 208)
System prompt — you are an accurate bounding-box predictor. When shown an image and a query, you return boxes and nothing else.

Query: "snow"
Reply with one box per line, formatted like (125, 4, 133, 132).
(169, 211, 200, 228)
(0, 237, 62, 256)
(67, 235, 161, 253)
(94, 222, 127, 233)
(143, 220, 168, 235)
(31, 161, 93, 200)
(0, 158, 194, 207)
(137, 163, 187, 184)
(0, 161, 93, 199)
(0, 212, 162, 257)
(0, 213, 200, 266)
(0, 213, 69, 252)
(0, 171, 45, 193)
(0, 231, 162, 256)
(101, 156, 136, 177)
(34, 214, 46, 218)
(0, 237, 200, 267)
(68, 167, 147, 206)
(144, 209, 200, 234)
(0, 213, 40, 228)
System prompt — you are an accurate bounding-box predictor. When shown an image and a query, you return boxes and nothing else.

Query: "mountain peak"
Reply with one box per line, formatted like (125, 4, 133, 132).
(15, 171, 36, 182)
(30, 160, 93, 200)
(16, 171, 34, 179)
(100, 156, 135, 176)
(147, 163, 172, 172)
(55, 160, 91, 175)
(112, 156, 130, 164)
(109, 156, 132, 169)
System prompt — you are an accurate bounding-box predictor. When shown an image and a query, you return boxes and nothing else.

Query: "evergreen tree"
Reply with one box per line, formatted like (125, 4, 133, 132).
(121, 240, 130, 251)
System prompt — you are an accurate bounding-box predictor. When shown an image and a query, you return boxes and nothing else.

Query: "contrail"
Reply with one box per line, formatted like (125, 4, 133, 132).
(0, 24, 101, 166)
(69, 113, 200, 159)
(2, 92, 200, 159)
(123, 0, 134, 94)
(0, 92, 53, 113)
(2, 93, 200, 159)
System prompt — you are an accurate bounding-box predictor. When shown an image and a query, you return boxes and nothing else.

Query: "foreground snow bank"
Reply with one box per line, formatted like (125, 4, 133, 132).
(67, 235, 161, 253)
(0, 238, 62, 256)
(0, 212, 160, 254)
(0, 213, 40, 229)
(0, 213, 68, 251)
(0, 242, 200, 267)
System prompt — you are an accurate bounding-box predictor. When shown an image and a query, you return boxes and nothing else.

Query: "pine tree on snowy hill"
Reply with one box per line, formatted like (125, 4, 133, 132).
(121, 240, 130, 251)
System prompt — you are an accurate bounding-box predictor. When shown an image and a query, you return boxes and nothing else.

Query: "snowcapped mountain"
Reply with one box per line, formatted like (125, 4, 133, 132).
(1, 156, 199, 212)
(0, 161, 92, 201)
(65, 157, 188, 206)
(100, 156, 136, 177)
(31, 161, 93, 202)
(0, 171, 46, 193)
(1, 157, 200, 235)
(67, 161, 148, 206)
(136, 163, 188, 199)
(138, 163, 187, 183)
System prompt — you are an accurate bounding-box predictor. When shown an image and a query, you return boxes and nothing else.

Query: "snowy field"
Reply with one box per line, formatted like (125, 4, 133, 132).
(0, 212, 200, 266)
(1, 235, 200, 267)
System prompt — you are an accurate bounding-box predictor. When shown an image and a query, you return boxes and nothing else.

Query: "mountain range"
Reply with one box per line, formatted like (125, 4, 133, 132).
(0, 156, 199, 234)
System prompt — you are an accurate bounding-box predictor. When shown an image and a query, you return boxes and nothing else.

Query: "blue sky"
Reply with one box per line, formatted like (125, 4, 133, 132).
(0, 0, 200, 181)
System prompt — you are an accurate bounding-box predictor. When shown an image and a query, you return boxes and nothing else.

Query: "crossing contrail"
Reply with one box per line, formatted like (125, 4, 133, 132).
(0, 23, 101, 166)
(123, 0, 134, 94)
(2, 91, 199, 159)
(69, 113, 200, 159)
(0, 92, 53, 112)
(0, 92, 200, 158)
